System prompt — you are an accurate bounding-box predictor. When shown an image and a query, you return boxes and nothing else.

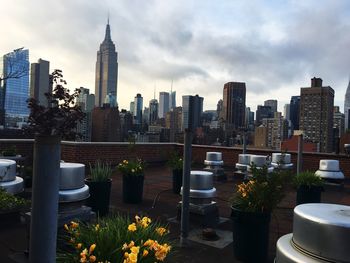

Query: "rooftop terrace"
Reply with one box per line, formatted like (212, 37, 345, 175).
(1, 163, 349, 263)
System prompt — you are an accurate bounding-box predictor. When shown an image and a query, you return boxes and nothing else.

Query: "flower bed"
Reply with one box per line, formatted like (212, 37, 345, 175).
(57, 215, 172, 263)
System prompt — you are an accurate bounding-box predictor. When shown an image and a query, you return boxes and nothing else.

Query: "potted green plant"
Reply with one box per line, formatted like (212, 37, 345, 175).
(294, 171, 324, 205)
(0, 188, 30, 223)
(57, 214, 172, 262)
(230, 165, 288, 263)
(167, 152, 183, 194)
(1, 145, 17, 157)
(85, 161, 113, 216)
(117, 159, 145, 204)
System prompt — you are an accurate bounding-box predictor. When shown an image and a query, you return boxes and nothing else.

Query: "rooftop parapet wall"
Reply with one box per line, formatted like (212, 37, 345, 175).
(1, 139, 350, 177)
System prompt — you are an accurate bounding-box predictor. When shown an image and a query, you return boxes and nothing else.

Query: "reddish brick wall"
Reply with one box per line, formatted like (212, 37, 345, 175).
(1, 139, 350, 178)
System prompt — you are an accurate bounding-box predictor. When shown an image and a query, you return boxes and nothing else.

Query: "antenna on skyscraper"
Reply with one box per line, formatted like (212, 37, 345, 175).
(107, 11, 110, 24)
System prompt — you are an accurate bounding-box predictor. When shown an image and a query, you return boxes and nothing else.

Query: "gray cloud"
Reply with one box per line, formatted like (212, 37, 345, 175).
(1, 0, 350, 111)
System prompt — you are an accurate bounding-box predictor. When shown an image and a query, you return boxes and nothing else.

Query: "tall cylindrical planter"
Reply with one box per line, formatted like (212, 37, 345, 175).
(122, 175, 144, 204)
(231, 207, 271, 263)
(172, 169, 182, 194)
(296, 185, 322, 205)
(29, 135, 61, 263)
(85, 179, 112, 216)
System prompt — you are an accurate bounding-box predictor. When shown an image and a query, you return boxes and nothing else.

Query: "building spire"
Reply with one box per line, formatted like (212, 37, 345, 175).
(104, 17, 111, 41)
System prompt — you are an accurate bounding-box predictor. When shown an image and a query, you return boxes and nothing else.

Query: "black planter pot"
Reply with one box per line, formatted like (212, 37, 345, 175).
(296, 185, 323, 205)
(85, 179, 112, 216)
(122, 175, 144, 204)
(231, 207, 271, 263)
(172, 169, 183, 194)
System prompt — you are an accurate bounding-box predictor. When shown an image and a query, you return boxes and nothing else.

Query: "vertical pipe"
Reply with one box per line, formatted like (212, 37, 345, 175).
(242, 130, 247, 154)
(180, 129, 192, 246)
(297, 134, 303, 175)
(29, 136, 60, 263)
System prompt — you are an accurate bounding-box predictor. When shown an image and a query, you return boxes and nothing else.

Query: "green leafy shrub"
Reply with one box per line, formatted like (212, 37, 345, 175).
(117, 159, 145, 177)
(230, 165, 290, 213)
(166, 152, 183, 171)
(0, 188, 30, 212)
(293, 171, 324, 188)
(89, 161, 113, 182)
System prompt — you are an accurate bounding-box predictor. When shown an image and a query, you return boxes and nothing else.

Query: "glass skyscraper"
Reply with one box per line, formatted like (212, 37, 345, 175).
(1, 49, 30, 119)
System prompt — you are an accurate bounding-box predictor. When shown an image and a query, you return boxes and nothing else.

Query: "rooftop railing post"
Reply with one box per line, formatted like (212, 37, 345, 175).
(180, 128, 192, 247)
(297, 134, 303, 175)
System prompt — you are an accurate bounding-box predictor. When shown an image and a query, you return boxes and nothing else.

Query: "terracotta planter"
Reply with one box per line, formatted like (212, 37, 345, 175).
(122, 174, 144, 204)
(85, 179, 112, 216)
(231, 206, 271, 263)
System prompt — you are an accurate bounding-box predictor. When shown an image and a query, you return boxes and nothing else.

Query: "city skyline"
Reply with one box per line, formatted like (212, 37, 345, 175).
(1, 0, 350, 112)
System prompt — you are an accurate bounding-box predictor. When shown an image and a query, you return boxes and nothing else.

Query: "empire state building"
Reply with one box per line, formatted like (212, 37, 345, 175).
(95, 20, 118, 107)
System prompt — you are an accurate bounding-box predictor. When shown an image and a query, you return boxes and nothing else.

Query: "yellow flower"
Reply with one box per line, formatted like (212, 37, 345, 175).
(124, 252, 129, 258)
(142, 249, 149, 257)
(64, 224, 69, 231)
(140, 217, 151, 228)
(156, 227, 167, 236)
(95, 224, 100, 231)
(130, 246, 140, 254)
(89, 244, 96, 254)
(89, 255, 96, 262)
(122, 243, 128, 250)
(128, 253, 137, 263)
(71, 221, 79, 228)
(143, 239, 154, 247)
(135, 215, 141, 223)
(128, 223, 137, 232)
(76, 243, 82, 249)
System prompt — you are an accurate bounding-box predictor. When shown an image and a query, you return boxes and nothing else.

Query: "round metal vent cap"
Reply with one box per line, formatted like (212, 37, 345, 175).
(293, 203, 350, 262)
(0, 159, 16, 182)
(60, 162, 85, 190)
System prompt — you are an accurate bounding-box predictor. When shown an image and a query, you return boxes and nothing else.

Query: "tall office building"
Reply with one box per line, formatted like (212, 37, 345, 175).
(300, 78, 334, 152)
(30, 59, 50, 107)
(158, 92, 169, 118)
(264, 99, 278, 113)
(166, 106, 182, 142)
(134, 93, 143, 125)
(76, 87, 95, 141)
(91, 105, 121, 142)
(290, 96, 300, 130)
(333, 106, 345, 138)
(284, 104, 290, 120)
(129, 101, 135, 115)
(149, 99, 158, 125)
(95, 20, 118, 107)
(222, 82, 246, 130)
(256, 105, 273, 125)
(182, 95, 203, 131)
(0, 49, 30, 127)
(169, 91, 176, 109)
(344, 80, 350, 131)
(245, 107, 254, 129)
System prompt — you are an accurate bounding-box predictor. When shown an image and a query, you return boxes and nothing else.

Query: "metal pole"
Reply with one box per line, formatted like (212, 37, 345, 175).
(29, 136, 60, 263)
(242, 130, 247, 154)
(180, 128, 192, 247)
(297, 134, 303, 175)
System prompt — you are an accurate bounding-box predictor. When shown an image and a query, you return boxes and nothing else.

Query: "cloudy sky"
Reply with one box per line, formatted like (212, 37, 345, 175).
(1, 0, 350, 112)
